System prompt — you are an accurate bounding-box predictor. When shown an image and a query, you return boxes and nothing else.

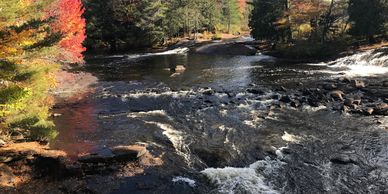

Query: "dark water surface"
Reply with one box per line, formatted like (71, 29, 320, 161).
(51, 47, 388, 193)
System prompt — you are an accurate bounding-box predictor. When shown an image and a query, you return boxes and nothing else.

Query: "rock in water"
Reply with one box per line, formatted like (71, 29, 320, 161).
(329, 90, 345, 101)
(351, 80, 366, 89)
(364, 108, 374, 115)
(111, 145, 147, 160)
(78, 147, 115, 163)
(175, 65, 186, 73)
(374, 103, 388, 115)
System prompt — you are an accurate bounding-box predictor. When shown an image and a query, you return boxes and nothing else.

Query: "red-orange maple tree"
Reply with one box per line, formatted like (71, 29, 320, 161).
(50, 0, 86, 63)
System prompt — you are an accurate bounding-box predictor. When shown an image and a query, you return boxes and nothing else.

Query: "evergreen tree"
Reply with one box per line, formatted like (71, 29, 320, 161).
(249, 0, 284, 40)
(348, 0, 385, 42)
(222, 0, 241, 33)
(134, 0, 168, 45)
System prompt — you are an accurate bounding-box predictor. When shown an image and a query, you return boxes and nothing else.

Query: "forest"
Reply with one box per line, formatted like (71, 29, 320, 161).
(1, 0, 388, 193)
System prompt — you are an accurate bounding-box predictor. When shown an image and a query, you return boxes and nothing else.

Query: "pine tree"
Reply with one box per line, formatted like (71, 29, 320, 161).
(348, 0, 385, 42)
(249, 0, 284, 40)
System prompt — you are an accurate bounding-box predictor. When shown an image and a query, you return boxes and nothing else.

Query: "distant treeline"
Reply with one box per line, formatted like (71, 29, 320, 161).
(82, 0, 250, 51)
(249, 0, 388, 43)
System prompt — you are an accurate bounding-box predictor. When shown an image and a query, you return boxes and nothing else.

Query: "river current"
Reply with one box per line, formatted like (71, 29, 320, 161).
(51, 43, 388, 194)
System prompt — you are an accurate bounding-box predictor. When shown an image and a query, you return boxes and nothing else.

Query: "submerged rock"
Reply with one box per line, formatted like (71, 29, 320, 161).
(330, 154, 358, 165)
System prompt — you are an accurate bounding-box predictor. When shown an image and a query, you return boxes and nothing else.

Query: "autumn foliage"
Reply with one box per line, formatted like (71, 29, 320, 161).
(0, 0, 86, 140)
(49, 0, 86, 63)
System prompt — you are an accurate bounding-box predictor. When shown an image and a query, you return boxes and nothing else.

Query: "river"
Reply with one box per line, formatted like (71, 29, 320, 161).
(50, 41, 388, 194)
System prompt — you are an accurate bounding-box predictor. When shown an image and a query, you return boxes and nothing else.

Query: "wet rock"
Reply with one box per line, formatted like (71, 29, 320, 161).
(246, 88, 264, 95)
(279, 95, 292, 103)
(344, 98, 353, 107)
(330, 154, 358, 165)
(374, 103, 388, 115)
(363, 108, 374, 115)
(342, 105, 350, 113)
(329, 90, 345, 101)
(290, 100, 301, 108)
(323, 83, 337, 90)
(351, 80, 366, 89)
(111, 145, 147, 160)
(78, 147, 115, 163)
(202, 89, 214, 96)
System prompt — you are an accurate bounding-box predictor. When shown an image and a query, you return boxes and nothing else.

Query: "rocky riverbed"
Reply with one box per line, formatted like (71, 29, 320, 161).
(1, 40, 388, 193)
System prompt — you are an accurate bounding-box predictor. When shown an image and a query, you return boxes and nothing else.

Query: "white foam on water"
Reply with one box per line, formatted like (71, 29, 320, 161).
(127, 110, 167, 118)
(172, 176, 197, 187)
(122, 90, 191, 99)
(282, 132, 303, 143)
(127, 110, 192, 165)
(201, 157, 283, 194)
(109, 47, 189, 59)
(306, 48, 388, 77)
(144, 121, 192, 165)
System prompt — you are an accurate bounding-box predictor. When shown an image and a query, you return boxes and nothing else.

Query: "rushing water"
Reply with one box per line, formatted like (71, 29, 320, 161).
(51, 45, 388, 193)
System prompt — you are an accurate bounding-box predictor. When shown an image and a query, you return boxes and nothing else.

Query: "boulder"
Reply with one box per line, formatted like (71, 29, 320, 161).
(344, 98, 353, 106)
(374, 103, 388, 115)
(363, 108, 374, 115)
(78, 147, 115, 163)
(111, 145, 147, 160)
(330, 154, 358, 165)
(329, 90, 345, 101)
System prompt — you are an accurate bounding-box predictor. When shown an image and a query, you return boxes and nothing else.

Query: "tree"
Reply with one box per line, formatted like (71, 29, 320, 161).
(348, 0, 385, 42)
(49, 0, 87, 63)
(222, 0, 241, 33)
(249, 0, 285, 40)
(133, 0, 167, 45)
(0, 0, 86, 140)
